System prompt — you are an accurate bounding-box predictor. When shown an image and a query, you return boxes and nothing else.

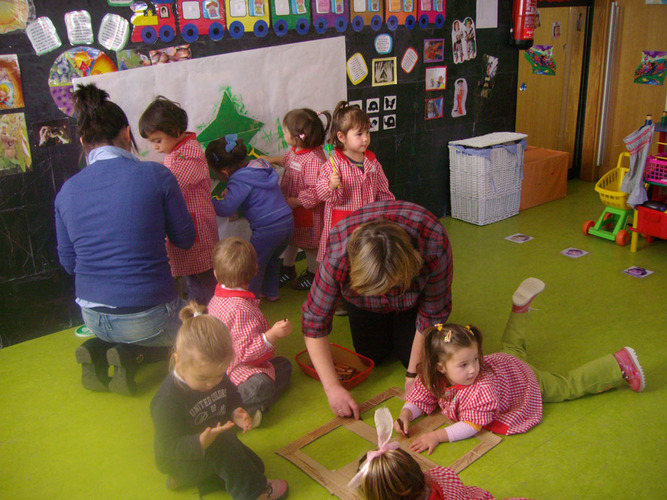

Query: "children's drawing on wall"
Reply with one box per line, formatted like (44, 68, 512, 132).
(425, 66, 446, 91)
(425, 97, 443, 120)
(400, 47, 418, 74)
(0, 113, 31, 176)
(633, 51, 666, 85)
(0, 55, 25, 110)
(48, 47, 117, 116)
(424, 39, 444, 63)
(478, 54, 498, 99)
(463, 17, 477, 61)
(552, 21, 561, 39)
(452, 20, 464, 64)
(203, 0, 222, 18)
(347, 52, 369, 85)
(33, 118, 72, 147)
(451, 78, 467, 117)
(524, 45, 556, 76)
(0, 0, 35, 33)
(149, 45, 192, 65)
(535, 9, 541, 28)
(372, 57, 397, 86)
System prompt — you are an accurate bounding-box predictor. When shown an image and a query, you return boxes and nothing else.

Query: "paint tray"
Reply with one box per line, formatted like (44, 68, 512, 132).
(295, 343, 374, 390)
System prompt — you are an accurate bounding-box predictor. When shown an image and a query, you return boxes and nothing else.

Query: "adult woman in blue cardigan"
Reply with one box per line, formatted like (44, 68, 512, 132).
(55, 84, 196, 395)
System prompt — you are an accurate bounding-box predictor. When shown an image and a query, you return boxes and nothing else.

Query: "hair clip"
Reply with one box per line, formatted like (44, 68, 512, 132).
(443, 330, 453, 343)
(464, 325, 473, 332)
(316, 111, 322, 116)
(435, 323, 443, 331)
(193, 311, 202, 317)
(298, 133, 305, 140)
(211, 152, 219, 162)
(224, 133, 237, 152)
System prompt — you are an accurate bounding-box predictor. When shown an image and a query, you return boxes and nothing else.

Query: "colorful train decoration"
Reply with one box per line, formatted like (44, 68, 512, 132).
(129, 0, 444, 41)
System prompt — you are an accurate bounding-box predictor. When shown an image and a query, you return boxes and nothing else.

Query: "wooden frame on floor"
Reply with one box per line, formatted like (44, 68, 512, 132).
(276, 387, 502, 500)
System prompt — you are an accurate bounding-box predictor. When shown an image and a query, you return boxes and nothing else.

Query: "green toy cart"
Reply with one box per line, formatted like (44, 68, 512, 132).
(583, 153, 634, 246)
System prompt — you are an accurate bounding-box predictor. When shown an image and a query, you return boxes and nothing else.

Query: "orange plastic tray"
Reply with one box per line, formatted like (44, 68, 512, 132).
(295, 343, 374, 390)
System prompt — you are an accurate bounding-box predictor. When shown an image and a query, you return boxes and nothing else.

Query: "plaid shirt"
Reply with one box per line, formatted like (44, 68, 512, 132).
(315, 149, 394, 262)
(164, 135, 218, 276)
(207, 286, 276, 386)
(280, 147, 326, 249)
(302, 200, 453, 338)
(405, 353, 542, 436)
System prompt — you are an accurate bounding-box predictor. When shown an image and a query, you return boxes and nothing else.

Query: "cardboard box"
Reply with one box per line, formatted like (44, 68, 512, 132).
(520, 146, 569, 210)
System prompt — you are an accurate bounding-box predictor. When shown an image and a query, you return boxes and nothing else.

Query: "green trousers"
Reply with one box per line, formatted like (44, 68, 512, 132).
(500, 312, 624, 403)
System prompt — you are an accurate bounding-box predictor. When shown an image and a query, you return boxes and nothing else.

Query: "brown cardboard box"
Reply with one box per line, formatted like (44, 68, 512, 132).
(520, 146, 569, 210)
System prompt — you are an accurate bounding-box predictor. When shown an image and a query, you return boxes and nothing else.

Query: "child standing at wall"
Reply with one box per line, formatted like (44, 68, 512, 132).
(139, 96, 219, 305)
(395, 278, 645, 454)
(315, 101, 394, 265)
(150, 301, 288, 500)
(207, 237, 293, 425)
(206, 136, 294, 301)
(262, 108, 331, 291)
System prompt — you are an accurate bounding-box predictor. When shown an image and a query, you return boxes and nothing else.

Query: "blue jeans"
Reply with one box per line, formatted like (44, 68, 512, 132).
(80, 297, 185, 347)
(249, 216, 294, 298)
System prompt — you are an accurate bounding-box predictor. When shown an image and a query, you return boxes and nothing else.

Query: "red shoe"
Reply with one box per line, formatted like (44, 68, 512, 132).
(256, 479, 288, 500)
(613, 347, 645, 392)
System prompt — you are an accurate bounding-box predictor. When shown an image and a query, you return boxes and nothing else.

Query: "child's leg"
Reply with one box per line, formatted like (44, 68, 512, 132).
(281, 245, 299, 267)
(534, 354, 625, 402)
(237, 374, 275, 415)
(207, 431, 268, 500)
(267, 356, 292, 407)
(305, 249, 318, 274)
(501, 278, 545, 361)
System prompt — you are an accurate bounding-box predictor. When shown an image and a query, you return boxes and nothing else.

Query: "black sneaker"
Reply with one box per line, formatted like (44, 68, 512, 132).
(279, 265, 297, 287)
(290, 270, 315, 291)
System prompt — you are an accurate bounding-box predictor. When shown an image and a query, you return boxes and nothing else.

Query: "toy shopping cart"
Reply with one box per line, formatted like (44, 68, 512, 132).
(582, 153, 634, 246)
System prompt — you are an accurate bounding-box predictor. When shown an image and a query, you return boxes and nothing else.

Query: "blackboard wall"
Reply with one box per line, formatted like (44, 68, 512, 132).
(0, 0, 518, 345)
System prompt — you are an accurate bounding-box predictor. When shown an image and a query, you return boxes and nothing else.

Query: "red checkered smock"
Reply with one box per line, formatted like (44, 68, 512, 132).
(424, 467, 533, 500)
(207, 285, 275, 386)
(302, 200, 453, 339)
(280, 146, 326, 249)
(314, 149, 394, 262)
(405, 353, 542, 435)
(164, 134, 218, 276)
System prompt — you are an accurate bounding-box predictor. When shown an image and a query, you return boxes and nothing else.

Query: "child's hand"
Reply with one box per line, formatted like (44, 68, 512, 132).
(286, 197, 300, 209)
(394, 409, 412, 437)
(232, 408, 253, 433)
(409, 430, 442, 455)
(266, 318, 292, 344)
(199, 421, 235, 450)
(329, 170, 341, 190)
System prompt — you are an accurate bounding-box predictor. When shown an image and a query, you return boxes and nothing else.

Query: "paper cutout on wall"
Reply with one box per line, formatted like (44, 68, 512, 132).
(451, 78, 468, 117)
(424, 38, 444, 63)
(98, 13, 130, 51)
(425, 65, 446, 91)
(26, 17, 62, 55)
(478, 54, 498, 99)
(417, 0, 445, 28)
(634, 50, 666, 86)
(131, 1, 226, 44)
(0, 113, 31, 176)
(372, 57, 397, 86)
(226, 0, 269, 37)
(33, 118, 72, 148)
(117, 45, 192, 70)
(384, 0, 416, 30)
(374, 33, 392, 54)
(270, 0, 311, 35)
(64, 10, 94, 45)
(312, 0, 349, 33)
(452, 17, 476, 64)
(551, 21, 561, 39)
(73, 37, 347, 163)
(425, 96, 443, 119)
(524, 45, 556, 76)
(350, 0, 383, 31)
(0, 0, 35, 33)
(0, 55, 25, 110)
(48, 47, 117, 116)
(400, 47, 418, 73)
(347, 52, 368, 85)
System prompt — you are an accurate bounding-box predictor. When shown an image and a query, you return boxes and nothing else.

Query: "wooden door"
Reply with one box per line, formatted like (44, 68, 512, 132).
(515, 6, 587, 169)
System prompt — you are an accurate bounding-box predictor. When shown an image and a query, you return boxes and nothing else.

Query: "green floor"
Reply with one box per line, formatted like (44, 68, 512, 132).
(1, 180, 666, 500)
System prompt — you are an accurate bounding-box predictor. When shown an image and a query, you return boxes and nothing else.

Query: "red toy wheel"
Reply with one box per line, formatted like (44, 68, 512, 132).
(616, 229, 630, 246)
(583, 220, 595, 235)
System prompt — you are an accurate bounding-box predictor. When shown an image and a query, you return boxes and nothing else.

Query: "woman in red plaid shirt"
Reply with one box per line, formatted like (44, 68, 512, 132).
(396, 278, 646, 455)
(140, 97, 219, 305)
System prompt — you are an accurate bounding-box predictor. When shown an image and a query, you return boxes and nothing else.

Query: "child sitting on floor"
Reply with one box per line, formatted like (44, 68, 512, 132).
(150, 301, 288, 499)
(396, 278, 645, 455)
(207, 237, 293, 425)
